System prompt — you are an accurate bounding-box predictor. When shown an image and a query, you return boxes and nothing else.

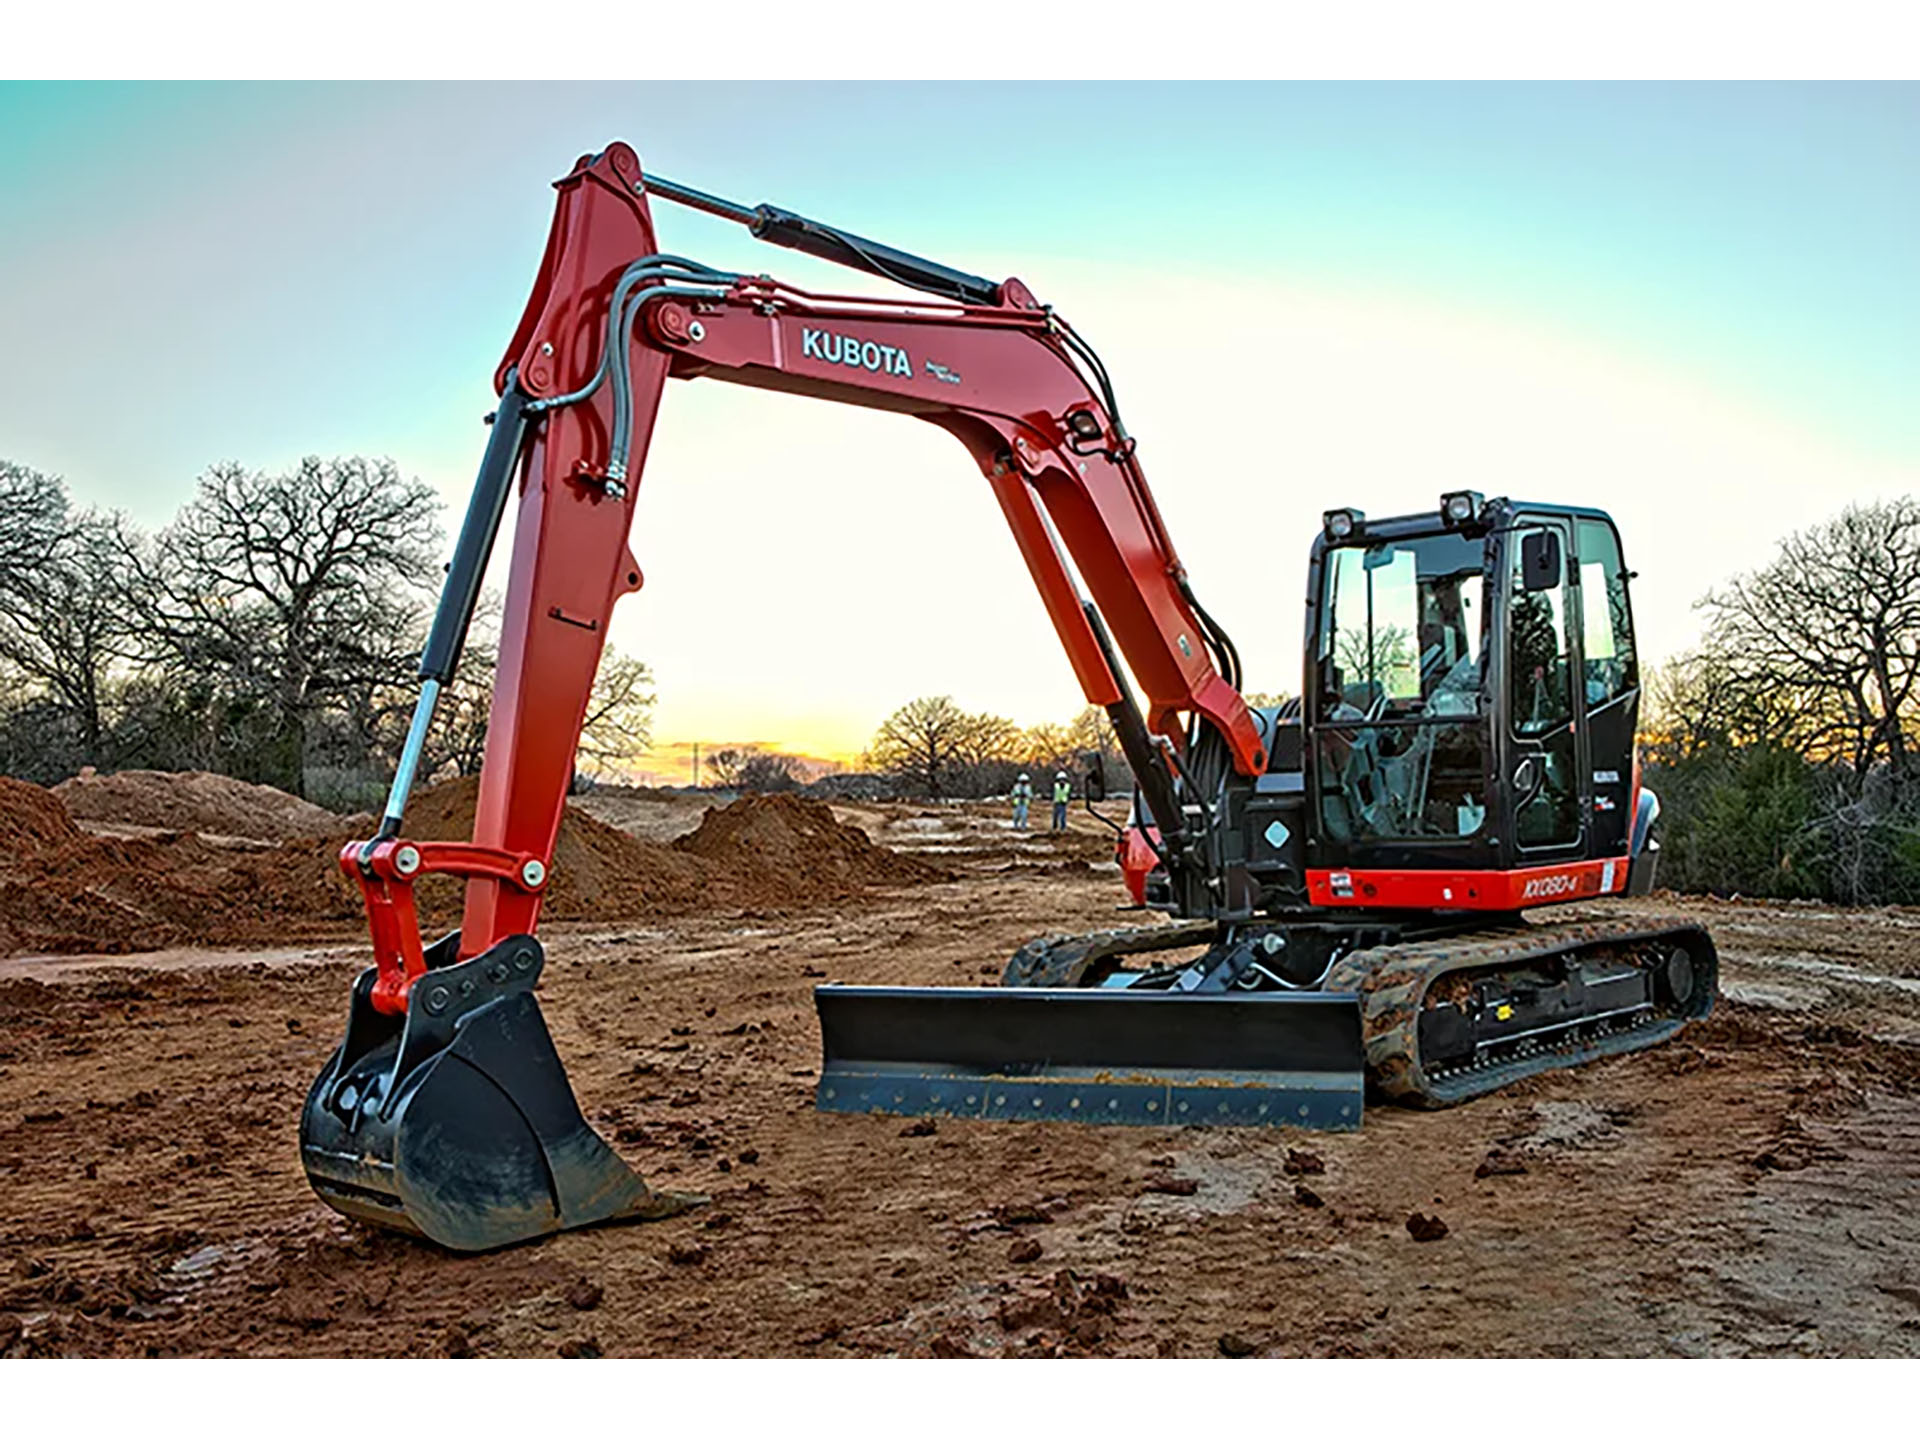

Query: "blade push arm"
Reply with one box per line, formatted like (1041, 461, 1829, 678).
(350, 141, 1264, 1012)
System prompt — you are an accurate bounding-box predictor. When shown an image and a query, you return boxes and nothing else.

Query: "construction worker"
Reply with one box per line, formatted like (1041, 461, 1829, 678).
(1010, 772, 1033, 829)
(1051, 770, 1072, 832)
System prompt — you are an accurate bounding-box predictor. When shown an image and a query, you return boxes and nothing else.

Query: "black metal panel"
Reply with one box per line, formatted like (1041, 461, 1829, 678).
(814, 986, 1364, 1131)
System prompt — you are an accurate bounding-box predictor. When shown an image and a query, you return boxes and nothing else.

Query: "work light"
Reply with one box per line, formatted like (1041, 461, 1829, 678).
(1440, 490, 1485, 527)
(1322, 508, 1364, 542)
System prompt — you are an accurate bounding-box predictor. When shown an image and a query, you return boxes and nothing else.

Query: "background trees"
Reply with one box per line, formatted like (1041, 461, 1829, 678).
(1694, 498, 1920, 779)
(863, 698, 1126, 799)
(576, 651, 659, 780)
(702, 746, 806, 793)
(117, 458, 442, 797)
(14, 446, 1920, 907)
(865, 695, 984, 798)
(1645, 499, 1920, 904)
(0, 454, 657, 806)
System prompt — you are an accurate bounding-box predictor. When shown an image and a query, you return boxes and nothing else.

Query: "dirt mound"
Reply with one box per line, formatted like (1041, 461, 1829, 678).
(0, 826, 331, 958)
(673, 793, 948, 894)
(54, 770, 341, 843)
(0, 776, 949, 959)
(0, 776, 82, 858)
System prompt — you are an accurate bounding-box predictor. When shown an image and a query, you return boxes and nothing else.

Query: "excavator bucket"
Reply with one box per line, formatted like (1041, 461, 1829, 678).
(814, 986, 1365, 1129)
(301, 934, 697, 1252)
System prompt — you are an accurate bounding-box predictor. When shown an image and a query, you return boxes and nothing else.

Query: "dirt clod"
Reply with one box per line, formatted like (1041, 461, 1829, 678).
(997, 1292, 1056, 1330)
(1008, 1237, 1044, 1264)
(667, 1242, 709, 1266)
(564, 1277, 604, 1311)
(1218, 1331, 1259, 1357)
(993, 1203, 1053, 1226)
(1475, 1149, 1529, 1179)
(1283, 1148, 1326, 1176)
(899, 1119, 937, 1138)
(557, 1336, 603, 1358)
(1144, 1176, 1199, 1196)
(1406, 1212, 1450, 1243)
(1294, 1184, 1325, 1208)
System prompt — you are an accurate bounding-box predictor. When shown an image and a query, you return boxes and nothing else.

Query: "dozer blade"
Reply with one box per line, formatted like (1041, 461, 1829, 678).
(301, 934, 699, 1252)
(814, 985, 1364, 1129)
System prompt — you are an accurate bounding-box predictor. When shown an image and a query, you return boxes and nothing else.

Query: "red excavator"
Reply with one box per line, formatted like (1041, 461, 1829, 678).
(300, 142, 1715, 1252)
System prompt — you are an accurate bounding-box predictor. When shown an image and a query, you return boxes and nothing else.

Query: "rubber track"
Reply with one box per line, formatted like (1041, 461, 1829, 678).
(1323, 915, 1718, 1109)
(1001, 918, 1216, 989)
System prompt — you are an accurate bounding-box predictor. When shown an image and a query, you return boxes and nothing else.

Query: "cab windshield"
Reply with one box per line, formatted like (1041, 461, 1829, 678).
(1318, 532, 1487, 721)
(1314, 530, 1490, 844)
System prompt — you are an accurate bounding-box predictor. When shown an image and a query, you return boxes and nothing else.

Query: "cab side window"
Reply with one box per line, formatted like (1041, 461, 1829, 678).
(1508, 524, 1579, 849)
(1576, 519, 1638, 708)
(1507, 527, 1572, 736)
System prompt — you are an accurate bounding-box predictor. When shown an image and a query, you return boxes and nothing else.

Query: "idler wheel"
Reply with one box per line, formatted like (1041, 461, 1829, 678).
(1654, 944, 1695, 1007)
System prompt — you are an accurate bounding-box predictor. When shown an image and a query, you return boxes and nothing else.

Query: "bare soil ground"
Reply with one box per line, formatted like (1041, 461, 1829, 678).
(4, 799, 1920, 1357)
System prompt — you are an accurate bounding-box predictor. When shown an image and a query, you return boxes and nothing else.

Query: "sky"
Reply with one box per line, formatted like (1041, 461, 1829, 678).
(0, 82, 1914, 782)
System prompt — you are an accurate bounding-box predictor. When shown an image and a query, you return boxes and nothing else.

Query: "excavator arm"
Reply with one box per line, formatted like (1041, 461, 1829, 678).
(301, 143, 1356, 1253)
(356, 141, 1266, 1001)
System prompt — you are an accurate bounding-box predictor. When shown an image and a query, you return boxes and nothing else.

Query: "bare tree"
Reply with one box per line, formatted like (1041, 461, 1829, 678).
(955, 710, 1020, 767)
(0, 461, 69, 587)
(1642, 649, 1801, 765)
(1022, 722, 1075, 774)
(576, 649, 657, 777)
(1335, 622, 1414, 697)
(703, 746, 752, 789)
(118, 457, 442, 796)
(867, 695, 979, 798)
(1699, 499, 1920, 781)
(0, 507, 136, 759)
(739, 751, 803, 793)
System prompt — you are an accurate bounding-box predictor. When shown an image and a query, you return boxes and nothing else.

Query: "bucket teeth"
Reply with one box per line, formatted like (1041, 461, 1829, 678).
(301, 934, 699, 1252)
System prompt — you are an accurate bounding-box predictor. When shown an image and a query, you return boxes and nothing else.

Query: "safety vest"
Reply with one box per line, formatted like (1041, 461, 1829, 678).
(1012, 781, 1032, 800)
(1053, 779, 1071, 804)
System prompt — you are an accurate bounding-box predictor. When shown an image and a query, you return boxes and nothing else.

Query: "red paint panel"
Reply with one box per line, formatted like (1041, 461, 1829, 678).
(1306, 858, 1630, 911)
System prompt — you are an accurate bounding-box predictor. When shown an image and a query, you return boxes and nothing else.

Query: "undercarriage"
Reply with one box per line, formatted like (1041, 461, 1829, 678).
(996, 911, 1717, 1109)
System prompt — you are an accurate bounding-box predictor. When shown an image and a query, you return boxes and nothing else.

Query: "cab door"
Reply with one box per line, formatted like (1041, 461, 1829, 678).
(1499, 517, 1587, 861)
(1572, 516, 1640, 858)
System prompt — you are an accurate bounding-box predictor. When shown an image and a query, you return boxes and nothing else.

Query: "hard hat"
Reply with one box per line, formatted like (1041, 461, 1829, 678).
(1056, 770, 1067, 778)
(1018, 772, 1029, 780)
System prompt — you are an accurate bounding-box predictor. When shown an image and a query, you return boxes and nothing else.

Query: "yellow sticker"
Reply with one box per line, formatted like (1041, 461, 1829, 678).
(1495, 1003, 1514, 1021)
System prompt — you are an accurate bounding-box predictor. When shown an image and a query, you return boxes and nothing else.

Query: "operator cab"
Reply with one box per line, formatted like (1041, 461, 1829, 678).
(1302, 494, 1645, 899)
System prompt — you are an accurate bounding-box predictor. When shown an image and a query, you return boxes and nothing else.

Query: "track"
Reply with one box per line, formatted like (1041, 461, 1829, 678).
(1002, 912, 1719, 1110)
(1325, 915, 1718, 1107)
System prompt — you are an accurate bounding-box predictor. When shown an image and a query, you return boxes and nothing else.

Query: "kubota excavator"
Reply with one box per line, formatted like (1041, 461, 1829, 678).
(299, 141, 1716, 1252)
